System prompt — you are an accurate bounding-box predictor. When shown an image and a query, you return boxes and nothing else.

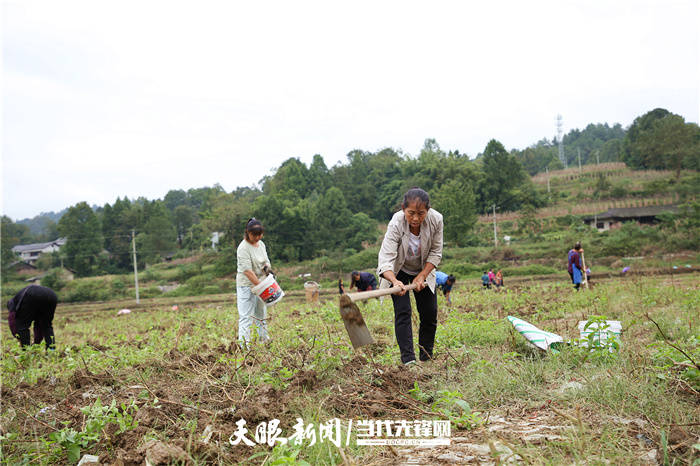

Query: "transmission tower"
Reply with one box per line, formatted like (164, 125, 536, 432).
(557, 114, 566, 168)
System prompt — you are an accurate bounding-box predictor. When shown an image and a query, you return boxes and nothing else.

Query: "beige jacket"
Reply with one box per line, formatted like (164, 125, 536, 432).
(376, 208, 443, 293)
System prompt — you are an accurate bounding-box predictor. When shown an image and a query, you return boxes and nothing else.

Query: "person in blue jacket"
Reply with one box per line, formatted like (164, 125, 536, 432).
(435, 271, 456, 304)
(350, 271, 378, 291)
(481, 272, 491, 289)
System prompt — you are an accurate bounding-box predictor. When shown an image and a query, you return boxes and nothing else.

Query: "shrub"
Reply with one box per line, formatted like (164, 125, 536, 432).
(600, 222, 662, 256)
(178, 263, 203, 281)
(41, 268, 66, 291)
(139, 286, 163, 299)
(63, 280, 111, 302)
(342, 247, 380, 272)
(111, 278, 127, 293)
(610, 185, 627, 198)
(213, 246, 237, 277)
(184, 274, 214, 294)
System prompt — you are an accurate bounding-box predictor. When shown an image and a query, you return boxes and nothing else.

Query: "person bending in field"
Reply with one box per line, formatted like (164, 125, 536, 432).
(7, 285, 57, 349)
(236, 218, 273, 347)
(377, 187, 443, 366)
(481, 271, 491, 289)
(567, 242, 584, 291)
(435, 271, 456, 304)
(349, 271, 378, 292)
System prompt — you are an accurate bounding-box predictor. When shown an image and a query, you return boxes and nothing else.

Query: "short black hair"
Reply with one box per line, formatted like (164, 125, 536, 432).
(402, 187, 430, 210)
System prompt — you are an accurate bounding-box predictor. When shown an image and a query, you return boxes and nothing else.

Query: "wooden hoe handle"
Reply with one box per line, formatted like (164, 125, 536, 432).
(346, 283, 420, 303)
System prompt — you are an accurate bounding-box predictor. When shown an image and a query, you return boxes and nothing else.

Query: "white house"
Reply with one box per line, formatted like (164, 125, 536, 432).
(11, 238, 66, 264)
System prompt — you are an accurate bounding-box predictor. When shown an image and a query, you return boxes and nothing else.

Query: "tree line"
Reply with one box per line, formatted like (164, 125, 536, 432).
(3, 107, 697, 278)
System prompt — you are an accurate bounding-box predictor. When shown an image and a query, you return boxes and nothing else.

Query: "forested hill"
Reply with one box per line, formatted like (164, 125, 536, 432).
(2, 107, 698, 277)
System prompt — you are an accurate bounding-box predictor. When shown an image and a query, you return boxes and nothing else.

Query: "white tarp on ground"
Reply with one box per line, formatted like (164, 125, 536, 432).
(507, 316, 564, 351)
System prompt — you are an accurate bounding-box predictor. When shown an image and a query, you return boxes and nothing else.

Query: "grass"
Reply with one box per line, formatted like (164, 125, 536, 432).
(1, 273, 698, 464)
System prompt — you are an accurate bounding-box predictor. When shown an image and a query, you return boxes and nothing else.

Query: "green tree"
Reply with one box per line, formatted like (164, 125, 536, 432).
(138, 201, 176, 262)
(263, 158, 310, 198)
(251, 191, 310, 261)
(310, 187, 353, 252)
(1, 216, 31, 280)
(332, 148, 404, 220)
(432, 179, 477, 246)
(478, 139, 528, 212)
(307, 154, 331, 195)
(173, 205, 197, 247)
(633, 114, 700, 178)
(200, 192, 252, 249)
(621, 108, 671, 169)
(57, 202, 103, 276)
(346, 212, 379, 250)
(101, 198, 138, 271)
(593, 174, 612, 198)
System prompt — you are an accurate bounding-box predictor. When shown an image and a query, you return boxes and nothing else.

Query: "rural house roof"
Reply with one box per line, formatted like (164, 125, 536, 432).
(584, 205, 678, 221)
(8, 261, 37, 270)
(11, 238, 66, 253)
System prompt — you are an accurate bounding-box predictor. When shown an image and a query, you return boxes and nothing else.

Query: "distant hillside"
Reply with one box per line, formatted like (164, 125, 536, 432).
(17, 209, 67, 235)
(478, 162, 697, 223)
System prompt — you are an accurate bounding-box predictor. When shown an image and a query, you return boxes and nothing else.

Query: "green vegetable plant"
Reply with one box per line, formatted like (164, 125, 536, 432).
(430, 390, 483, 430)
(49, 398, 139, 463)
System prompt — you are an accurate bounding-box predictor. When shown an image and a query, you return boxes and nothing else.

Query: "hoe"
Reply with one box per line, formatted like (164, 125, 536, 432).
(339, 283, 419, 349)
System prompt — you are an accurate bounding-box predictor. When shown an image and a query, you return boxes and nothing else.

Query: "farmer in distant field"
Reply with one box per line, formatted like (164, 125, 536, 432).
(495, 270, 504, 289)
(435, 271, 456, 304)
(567, 242, 584, 290)
(338, 278, 345, 294)
(481, 271, 491, 289)
(377, 187, 443, 366)
(488, 268, 496, 286)
(349, 271, 377, 292)
(236, 218, 273, 346)
(6, 285, 57, 349)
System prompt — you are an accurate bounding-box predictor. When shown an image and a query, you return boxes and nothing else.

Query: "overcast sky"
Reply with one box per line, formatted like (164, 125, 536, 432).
(2, 1, 698, 220)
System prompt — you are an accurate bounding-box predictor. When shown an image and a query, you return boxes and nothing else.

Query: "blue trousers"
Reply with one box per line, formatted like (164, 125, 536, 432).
(236, 286, 270, 345)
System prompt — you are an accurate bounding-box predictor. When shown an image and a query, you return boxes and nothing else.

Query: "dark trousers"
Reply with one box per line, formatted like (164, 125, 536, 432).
(391, 270, 438, 363)
(10, 286, 57, 348)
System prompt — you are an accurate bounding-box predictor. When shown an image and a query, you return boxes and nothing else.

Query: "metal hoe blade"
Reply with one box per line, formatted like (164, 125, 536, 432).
(339, 294, 375, 348)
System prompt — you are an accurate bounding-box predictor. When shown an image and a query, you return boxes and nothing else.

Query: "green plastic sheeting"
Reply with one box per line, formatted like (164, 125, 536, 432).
(507, 316, 564, 352)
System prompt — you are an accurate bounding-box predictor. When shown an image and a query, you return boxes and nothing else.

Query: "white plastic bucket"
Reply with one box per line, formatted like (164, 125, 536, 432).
(251, 274, 285, 306)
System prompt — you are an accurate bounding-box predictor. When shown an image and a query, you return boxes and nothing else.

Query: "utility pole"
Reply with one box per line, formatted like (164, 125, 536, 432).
(577, 148, 582, 172)
(492, 204, 498, 248)
(546, 167, 551, 194)
(596, 150, 600, 165)
(132, 229, 140, 304)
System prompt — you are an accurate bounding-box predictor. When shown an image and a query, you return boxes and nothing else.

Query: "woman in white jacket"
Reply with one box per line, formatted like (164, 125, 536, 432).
(377, 188, 443, 365)
(236, 218, 272, 347)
